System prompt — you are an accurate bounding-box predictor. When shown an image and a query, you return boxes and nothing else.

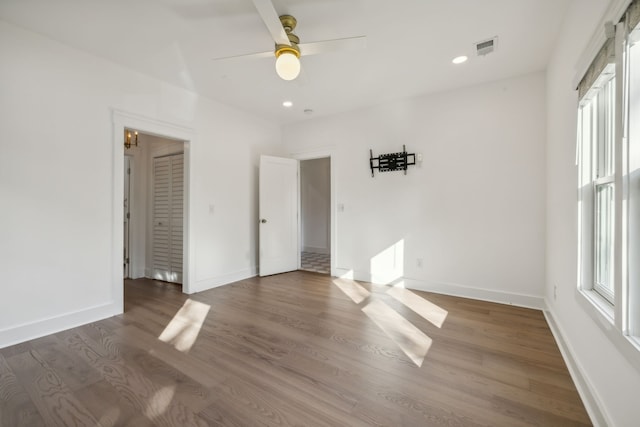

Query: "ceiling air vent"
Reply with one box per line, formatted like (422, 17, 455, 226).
(475, 36, 498, 56)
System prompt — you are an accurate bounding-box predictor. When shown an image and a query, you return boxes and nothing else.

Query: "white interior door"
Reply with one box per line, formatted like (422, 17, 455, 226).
(151, 153, 184, 284)
(259, 155, 299, 276)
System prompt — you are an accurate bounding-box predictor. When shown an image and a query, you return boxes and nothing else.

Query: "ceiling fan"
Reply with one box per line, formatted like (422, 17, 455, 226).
(213, 0, 367, 81)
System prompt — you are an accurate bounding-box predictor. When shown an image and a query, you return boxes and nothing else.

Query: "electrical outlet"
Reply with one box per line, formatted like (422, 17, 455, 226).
(554, 284, 557, 300)
(416, 258, 423, 268)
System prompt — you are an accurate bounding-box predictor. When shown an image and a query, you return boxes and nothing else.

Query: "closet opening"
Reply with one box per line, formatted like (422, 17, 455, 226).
(123, 130, 186, 290)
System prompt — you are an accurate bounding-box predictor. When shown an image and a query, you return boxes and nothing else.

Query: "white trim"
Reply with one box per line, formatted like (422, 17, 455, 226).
(576, 287, 640, 372)
(112, 110, 195, 305)
(335, 268, 545, 310)
(573, 0, 631, 89)
(124, 154, 133, 279)
(0, 303, 119, 349)
(544, 306, 611, 427)
(297, 160, 302, 271)
(290, 147, 337, 277)
(580, 288, 615, 321)
(191, 267, 257, 294)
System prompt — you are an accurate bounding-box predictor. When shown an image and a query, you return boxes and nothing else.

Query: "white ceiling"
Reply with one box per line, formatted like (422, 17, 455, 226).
(0, 0, 572, 124)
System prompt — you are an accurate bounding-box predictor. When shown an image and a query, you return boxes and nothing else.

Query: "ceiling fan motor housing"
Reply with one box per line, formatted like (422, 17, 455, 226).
(275, 15, 300, 58)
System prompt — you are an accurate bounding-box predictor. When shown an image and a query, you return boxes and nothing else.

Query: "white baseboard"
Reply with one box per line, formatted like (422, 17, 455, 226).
(0, 302, 120, 349)
(190, 266, 257, 294)
(302, 246, 330, 254)
(334, 268, 545, 310)
(543, 305, 610, 427)
(129, 268, 146, 279)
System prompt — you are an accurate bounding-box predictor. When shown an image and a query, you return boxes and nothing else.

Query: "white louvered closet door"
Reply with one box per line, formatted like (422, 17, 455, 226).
(152, 153, 184, 284)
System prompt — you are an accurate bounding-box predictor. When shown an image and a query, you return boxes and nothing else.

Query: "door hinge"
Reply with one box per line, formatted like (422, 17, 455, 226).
(126, 212, 130, 219)
(127, 167, 131, 175)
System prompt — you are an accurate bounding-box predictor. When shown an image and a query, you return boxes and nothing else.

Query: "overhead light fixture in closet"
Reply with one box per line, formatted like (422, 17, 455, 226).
(124, 130, 138, 149)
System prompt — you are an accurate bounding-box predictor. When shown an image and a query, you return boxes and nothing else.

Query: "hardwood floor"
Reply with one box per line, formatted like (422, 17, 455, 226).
(0, 271, 592, 426)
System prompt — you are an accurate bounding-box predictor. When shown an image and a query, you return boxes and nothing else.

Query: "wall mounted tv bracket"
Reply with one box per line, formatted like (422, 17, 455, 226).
(370, 145, 416, 177)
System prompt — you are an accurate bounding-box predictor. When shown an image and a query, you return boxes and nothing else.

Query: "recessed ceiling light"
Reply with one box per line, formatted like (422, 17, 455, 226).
(452, 55, 468, 65)
(282, 100, 293, 108)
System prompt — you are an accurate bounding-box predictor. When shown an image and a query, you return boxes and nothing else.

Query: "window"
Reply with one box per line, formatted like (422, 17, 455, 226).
(578, 70, 616, 307)
(593, 76, 616, 303)
(576, 0, 640, 356)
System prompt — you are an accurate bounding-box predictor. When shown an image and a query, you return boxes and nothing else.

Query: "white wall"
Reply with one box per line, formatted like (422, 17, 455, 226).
(284, 72, 547, 307)
(0, 20, 283, 347)
(300, 158, 331, 254)
(545, 1, 640, 426)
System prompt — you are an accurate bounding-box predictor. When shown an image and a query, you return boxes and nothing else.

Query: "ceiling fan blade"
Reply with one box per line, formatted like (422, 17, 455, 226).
(212, 50, 273, 62)
(299, 36, 367, 56)
(251, 0, 290, 46)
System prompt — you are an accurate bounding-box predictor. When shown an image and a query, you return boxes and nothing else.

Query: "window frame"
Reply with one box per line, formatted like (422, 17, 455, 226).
(578, 68, 617, 311)
(592, 76, 617, 305)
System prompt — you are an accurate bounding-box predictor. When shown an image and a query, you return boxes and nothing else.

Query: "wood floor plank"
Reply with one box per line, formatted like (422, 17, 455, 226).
(28, 335, 102, 392)
(0, 342, 33, 359)
(189, 329, 361, 417)
(58, 329, 208, 427)
(111, 324, 226, 389)
(5, 350, 100, 427)
(73, 380, 154, 427)
(104, 331, 220, 413)
(0, 272, 592, 426)
(0, 354, 46, 427)
(209, 375, 366, 427)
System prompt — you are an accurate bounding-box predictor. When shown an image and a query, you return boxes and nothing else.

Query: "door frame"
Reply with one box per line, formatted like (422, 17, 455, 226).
(123, 154, 133, 279)
(291, 149, 336, 277)
(112, 110, 195, 314)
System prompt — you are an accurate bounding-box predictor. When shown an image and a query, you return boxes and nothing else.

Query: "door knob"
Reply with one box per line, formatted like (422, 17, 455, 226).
(261, 219, 267, 223)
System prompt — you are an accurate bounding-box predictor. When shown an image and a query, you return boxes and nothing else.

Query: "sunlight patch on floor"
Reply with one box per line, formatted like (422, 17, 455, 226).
(158, 299, 210, 352)
(97, 407, 121, 426)
(144, 385, 176, 421)
(362, 299, 432, 367)
(386, 286, 448, 328)
(332, 278, 371, 304)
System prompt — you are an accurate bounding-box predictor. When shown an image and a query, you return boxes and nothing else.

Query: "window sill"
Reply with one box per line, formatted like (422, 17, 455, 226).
(579, 288, 615, 323)
(576, 288, 640, 375)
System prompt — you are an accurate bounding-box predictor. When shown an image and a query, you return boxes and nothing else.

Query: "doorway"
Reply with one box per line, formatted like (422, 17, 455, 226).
(299, 157, 331, 275)
(113, 110, 194, 314)
(258, 153, 335, 277)
(123, 131, 185, 287)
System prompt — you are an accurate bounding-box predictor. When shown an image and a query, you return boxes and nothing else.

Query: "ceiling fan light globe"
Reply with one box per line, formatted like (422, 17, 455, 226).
(275, 52, 301, 81)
